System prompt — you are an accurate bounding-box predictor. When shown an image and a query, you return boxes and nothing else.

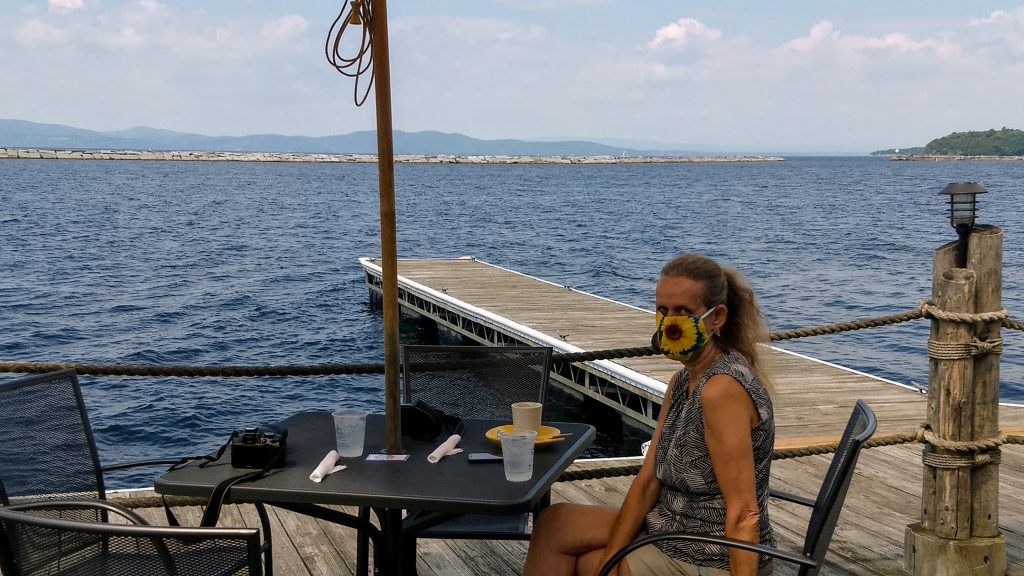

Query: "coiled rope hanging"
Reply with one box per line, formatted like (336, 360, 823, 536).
(325, 0, 375, 106)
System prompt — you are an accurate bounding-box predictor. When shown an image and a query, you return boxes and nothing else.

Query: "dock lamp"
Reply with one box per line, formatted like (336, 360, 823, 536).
(940, 182, 986, 268)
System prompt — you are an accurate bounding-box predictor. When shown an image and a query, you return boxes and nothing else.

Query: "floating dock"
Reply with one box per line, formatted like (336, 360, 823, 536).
(360, 256, 1024, 444)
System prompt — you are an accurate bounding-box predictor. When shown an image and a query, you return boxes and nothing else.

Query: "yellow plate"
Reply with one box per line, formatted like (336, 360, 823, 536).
(485, 425, 563, 448)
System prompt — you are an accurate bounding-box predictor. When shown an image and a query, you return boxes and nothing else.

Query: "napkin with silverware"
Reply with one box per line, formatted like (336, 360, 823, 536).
(427, 434, 463, 463)
(310, 450, 347, 482)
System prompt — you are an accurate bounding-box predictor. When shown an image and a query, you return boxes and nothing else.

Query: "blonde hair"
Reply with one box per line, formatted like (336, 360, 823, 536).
(661, 253, 774, 394)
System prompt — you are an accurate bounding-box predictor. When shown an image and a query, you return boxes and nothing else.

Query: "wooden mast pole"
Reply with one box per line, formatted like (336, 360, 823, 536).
(369, 0, 401, 454)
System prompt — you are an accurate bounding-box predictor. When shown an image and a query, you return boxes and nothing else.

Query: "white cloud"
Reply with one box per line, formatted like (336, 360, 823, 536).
(968, 9, 1024, 26)
(96, 25, 144, 49)
(262, 15, 308, 44)
(963, 7, 1024, 58)
(13, 19, 64, 46)
(49, 0, 84, 15)
(785, 20, 959, 58)
(648, 18, 721, 50)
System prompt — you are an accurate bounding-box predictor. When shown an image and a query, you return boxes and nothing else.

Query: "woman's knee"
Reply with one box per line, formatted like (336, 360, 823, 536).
(534, 504, 618, 549)
(533, 502, 577, 535)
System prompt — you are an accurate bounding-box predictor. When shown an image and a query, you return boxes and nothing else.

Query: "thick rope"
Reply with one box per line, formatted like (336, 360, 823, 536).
(922, 449, 1000, 469)
(1, 301, 1020, 376)
(919, 302, 1009, 324)
(0, 347, 661, 378)
(107, 430, 1024, 508)
(0, 361, 389, 378)
(770, 308, 925, 341)
(927, 338, 1003, 360)
(555, 427, 1024, 483)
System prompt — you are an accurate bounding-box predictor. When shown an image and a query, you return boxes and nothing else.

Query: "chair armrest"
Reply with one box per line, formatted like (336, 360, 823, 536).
(596, 531, 817, 576)
(7, 498, 151, 526)
(102, 458, 186, 472)
(769, 488, 815, 508)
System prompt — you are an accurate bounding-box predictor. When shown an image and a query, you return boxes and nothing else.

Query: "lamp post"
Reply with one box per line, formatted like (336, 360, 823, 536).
(940, 182, 986, 268)
(907, 180, 1004, 576)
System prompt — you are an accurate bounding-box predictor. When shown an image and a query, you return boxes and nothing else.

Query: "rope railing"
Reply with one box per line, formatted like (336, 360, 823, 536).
(2, 303, 1019, 378)
(111, 427, 1024, 510)
(0, 347, 661, 378)
(557, 427, 1024, 483)
(58, 301, 1023, 511)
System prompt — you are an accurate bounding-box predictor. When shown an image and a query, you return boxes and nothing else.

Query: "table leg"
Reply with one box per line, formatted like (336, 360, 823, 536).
(357, 506, 371, 576)
(373, 507, 406, 576)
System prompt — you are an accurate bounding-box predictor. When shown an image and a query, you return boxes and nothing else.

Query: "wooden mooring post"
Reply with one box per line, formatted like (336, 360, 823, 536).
(905, 224, 1006, 575)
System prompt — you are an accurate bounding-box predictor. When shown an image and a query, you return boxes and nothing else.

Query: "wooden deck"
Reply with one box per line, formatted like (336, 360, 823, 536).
(116, 442, 1024, 575)
(112, 256, 1023, 575)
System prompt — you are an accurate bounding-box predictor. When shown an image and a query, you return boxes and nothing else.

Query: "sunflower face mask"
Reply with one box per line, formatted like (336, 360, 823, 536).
(655, 308, 715, 363)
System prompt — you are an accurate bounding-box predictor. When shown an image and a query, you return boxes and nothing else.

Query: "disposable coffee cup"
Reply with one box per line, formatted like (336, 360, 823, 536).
(497, 429, 537, 482)
(511, 401, 543, 433)
(332, 409, 368, 458)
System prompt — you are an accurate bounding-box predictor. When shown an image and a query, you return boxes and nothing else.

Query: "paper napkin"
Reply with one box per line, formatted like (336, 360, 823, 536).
(427, 434, 463, 463)
(309, 449, 347, 482)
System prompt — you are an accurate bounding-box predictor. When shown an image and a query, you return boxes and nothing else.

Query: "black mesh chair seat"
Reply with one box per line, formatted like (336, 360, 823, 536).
(597, 400, 877, 576)
(401, 345, 554, 536)
(0, 501, 262, 576)
(0, 370, 273, 574)
(401, 345, 554, 419)
(357, 345, 554, 575)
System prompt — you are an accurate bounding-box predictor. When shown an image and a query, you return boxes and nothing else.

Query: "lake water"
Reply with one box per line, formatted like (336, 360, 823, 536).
(1, 156, 1021, 488)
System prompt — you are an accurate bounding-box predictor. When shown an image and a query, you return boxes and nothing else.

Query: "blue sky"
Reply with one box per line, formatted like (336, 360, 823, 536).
(3, 1, 1024, 154)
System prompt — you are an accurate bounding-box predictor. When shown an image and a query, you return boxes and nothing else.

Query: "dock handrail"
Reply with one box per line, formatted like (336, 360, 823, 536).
(1, 302, 1019, 378)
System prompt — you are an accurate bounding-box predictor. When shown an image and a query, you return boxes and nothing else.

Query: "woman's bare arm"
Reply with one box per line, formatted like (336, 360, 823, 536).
(702, 374, 763, 576)
(591, 372, 681, 576)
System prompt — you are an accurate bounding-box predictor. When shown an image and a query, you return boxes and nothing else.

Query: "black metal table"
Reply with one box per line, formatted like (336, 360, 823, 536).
(155, 412, 594, 576)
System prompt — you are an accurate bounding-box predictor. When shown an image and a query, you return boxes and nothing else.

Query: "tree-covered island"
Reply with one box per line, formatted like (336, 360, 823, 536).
(872, 128, 1024, 157)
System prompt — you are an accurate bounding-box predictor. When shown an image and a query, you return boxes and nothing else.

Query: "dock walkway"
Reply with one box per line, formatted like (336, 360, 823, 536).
(361, 257, 1024, 442)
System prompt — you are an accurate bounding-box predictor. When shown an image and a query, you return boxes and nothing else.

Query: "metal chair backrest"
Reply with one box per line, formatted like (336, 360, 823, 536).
(800, 399, 877, 575)
(0, 370, 106, 508)
(0, 505, 262, 576)
(401, 345, 553, 420)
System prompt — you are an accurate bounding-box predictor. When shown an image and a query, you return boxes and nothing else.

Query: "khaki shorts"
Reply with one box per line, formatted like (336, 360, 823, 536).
(624, 542, 774, 576)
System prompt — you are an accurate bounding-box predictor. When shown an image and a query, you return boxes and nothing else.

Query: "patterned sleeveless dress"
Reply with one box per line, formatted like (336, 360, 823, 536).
(645, 350, 776, 571)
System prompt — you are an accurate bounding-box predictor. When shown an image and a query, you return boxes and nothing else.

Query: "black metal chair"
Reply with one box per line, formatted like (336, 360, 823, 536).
(0, 501, 262, 575)
(0, 370, 274, 574)
(597, 399, 877, 576)
(401, 344, 553, 421)
(357, 344, 553, 575)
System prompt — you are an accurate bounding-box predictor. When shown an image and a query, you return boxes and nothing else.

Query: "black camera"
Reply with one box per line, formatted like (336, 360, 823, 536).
(230, 426, 287, 469)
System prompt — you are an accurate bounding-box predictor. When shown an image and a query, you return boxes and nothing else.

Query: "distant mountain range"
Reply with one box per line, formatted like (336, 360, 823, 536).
(0, 119, 661, 157)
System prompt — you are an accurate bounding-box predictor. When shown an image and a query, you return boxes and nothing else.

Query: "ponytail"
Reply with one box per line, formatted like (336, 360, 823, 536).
(719, 267, 774, 395)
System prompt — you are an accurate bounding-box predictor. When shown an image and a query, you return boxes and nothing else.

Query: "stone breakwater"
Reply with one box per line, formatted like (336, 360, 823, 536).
(1, 148, 783, 164)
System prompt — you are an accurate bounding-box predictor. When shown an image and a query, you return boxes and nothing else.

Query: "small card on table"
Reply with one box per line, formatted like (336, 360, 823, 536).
(366, 453, 410, 461)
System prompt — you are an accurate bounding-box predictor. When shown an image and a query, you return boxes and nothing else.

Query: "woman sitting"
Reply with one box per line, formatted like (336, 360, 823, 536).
(523, 253, 776, 576)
